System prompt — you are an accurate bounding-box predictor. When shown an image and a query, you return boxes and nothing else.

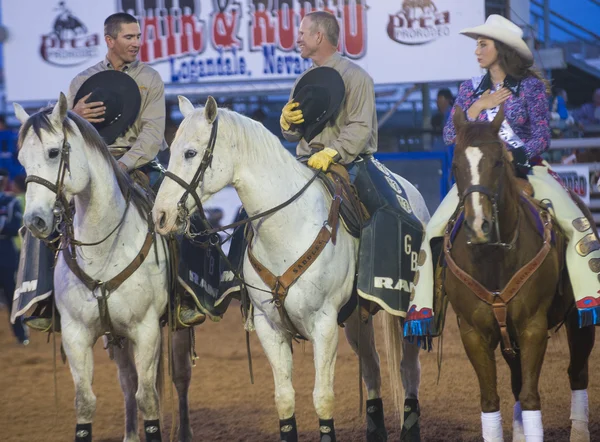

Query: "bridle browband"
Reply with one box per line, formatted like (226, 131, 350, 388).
(457, 139, 519, 249)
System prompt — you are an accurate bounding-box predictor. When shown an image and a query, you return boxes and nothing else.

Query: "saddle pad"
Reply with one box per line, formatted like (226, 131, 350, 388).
(178, 214, 229, 318)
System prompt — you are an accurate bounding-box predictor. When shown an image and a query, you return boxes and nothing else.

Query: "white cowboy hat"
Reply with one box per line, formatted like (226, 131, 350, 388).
(460, 15, 533, 62)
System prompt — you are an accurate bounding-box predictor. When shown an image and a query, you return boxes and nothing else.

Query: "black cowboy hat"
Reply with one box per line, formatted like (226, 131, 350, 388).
(292, 67, 345, 143)
(74, 70, 141, 145)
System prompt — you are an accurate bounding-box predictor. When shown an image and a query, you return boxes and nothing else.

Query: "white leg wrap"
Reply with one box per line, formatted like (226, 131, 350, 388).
(481, 411, 504, 442)
(570, 389, 589, 422)
(522, 410, 543, 441)
(570, 390, 590, 442)
(513, 402, 525, 442)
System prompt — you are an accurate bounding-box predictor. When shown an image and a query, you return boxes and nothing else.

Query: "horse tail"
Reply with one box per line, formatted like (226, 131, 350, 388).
(380, 312, 405, 425)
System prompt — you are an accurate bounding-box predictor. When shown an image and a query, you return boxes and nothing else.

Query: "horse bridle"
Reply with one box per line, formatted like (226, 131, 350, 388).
(457, 139, 519, 249)
(24, 128, 73, 240)
(24, 127, 132, 249)
(163, 116, 220, 239)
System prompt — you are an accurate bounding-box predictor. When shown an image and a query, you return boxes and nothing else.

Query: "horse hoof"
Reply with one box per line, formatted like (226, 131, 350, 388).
(512, 433, 526, 442)
(400, 426, 421, 442)
(570, 420, 591, 442)
(367, 429, 388, 442)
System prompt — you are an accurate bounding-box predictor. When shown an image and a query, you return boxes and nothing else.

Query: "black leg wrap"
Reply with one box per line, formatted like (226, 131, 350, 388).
(319, 418, 336, 442)
(400, 398, 421, 442)
(74, 423, 92, 442)
(279, 415, 298, 442)
(366, 398, 387, 441)
(144, 419, 162, 442)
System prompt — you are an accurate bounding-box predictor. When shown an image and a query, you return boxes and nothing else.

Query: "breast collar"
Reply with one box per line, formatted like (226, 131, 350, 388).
(473, 72, 521, 97)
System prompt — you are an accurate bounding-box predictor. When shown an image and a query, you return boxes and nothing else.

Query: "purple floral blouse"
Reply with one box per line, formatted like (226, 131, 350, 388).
(443, 74, 551, 158)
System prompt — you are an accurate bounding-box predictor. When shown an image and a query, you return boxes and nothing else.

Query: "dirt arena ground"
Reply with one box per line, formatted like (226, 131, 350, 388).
(1, 304, 599, 441)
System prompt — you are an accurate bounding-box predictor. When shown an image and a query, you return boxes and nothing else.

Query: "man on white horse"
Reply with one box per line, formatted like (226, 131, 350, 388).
(280, 10, 424, 440)
(22, 12, 204, 332)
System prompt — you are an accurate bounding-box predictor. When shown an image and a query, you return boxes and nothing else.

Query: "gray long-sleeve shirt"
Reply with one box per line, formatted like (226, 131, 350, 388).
(282, 52, 377, 164)
(67, 58, 168, 170)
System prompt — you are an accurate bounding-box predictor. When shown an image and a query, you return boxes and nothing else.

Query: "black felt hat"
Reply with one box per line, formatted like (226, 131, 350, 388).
(74, 70, 141, 145)
(292, 67, 345, 143)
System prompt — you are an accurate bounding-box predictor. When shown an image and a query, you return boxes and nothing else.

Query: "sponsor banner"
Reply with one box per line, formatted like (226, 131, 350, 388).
(551, 164, 590, 205)
(4, 0, 484, 102)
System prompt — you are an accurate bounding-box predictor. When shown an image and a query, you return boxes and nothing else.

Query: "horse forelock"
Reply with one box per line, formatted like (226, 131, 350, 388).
(18, 106, 152, 220)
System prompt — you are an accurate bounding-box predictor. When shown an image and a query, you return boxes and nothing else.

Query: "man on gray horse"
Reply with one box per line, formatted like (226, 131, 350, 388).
(280, 10, 423, 440)
(22, 12, 204, 332)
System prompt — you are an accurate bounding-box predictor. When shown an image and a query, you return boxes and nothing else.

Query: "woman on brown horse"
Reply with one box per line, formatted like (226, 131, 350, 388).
(405, 14, 597, 441)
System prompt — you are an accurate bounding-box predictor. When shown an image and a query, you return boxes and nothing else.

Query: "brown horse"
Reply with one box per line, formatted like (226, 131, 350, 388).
(441, 106, 595, 441)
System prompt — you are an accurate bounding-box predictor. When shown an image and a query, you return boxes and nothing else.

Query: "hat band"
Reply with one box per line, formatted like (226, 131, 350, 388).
(314, 109, 327, 123)
(108, 113, 122, 126)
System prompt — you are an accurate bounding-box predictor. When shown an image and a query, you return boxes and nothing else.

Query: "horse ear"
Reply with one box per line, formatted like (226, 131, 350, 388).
(491, 104, 504, 133)
(178, 95, 195, 118)
(205, 96, 218, 124)
(50, 92, 68, 127)
(13, 103, 30, 125)
(452, 105, 467, 129)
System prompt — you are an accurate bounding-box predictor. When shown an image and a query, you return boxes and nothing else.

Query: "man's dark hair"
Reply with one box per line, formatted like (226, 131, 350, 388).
(104, 13, 138, 39)
(306, 11, 340, 47)
(0, 168, 8, 178)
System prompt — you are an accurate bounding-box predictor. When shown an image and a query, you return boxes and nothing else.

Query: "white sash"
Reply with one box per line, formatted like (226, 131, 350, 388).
(471, 77, 525, 150)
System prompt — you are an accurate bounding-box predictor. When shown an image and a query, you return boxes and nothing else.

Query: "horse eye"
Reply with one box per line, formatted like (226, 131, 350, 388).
(184, 150, 197, 159)
(48, 148, 60, 159)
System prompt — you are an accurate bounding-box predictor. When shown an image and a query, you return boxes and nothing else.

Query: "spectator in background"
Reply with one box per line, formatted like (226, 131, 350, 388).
(0, 168, 28, 345)
(573, 88, 600, 127)
(550, 87, 569, 121)
(431, 88, 454, 134)
(549, 87, 575, 138)
(250, 108, 267, 125)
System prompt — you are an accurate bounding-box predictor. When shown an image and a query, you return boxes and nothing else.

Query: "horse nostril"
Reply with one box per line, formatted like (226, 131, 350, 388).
(481, 220, 491, 235)
(33, 216, 47, 232)
(158, 212, 167, 230)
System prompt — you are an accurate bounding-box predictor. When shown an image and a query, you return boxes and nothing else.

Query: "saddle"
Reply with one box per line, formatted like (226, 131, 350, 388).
(319, 163, 370, 236)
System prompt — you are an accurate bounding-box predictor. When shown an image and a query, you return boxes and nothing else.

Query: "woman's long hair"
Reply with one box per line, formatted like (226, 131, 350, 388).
(494, 40, 550, 94)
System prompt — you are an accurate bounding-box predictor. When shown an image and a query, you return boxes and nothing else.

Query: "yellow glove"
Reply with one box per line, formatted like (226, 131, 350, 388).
(280, 101, 304, 130)
(307, 148, 339, 172)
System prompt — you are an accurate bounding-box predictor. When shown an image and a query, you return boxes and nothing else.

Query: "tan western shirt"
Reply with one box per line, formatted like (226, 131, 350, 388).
(67, 58, 168, 171)
(282, 52, 378, 164)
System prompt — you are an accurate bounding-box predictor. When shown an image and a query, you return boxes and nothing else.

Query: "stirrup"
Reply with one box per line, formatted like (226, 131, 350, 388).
(175, 303, 206, 329)
(24, 316, 60, 333)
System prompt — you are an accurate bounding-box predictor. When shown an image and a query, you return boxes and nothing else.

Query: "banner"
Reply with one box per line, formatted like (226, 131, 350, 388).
(551, 164, 591, 205)
(4, 0, 484, 102)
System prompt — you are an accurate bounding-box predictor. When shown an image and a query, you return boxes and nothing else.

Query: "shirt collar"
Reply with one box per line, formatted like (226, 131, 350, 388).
(318, 52, 342, 69)
(103, 56, 139, 72)
(473, 72, 521, 96)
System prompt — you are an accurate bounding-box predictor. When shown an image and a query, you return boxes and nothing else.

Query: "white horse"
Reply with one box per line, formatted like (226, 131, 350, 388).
(14, 94, 194, 442)
(153, 96, 430, 441)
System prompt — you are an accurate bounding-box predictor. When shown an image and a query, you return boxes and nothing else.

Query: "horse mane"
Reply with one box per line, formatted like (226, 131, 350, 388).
(179, 104, 296, 166)
(18, 107, 153, 220)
